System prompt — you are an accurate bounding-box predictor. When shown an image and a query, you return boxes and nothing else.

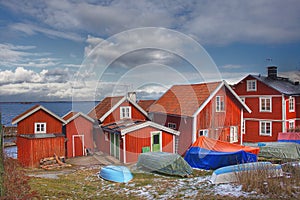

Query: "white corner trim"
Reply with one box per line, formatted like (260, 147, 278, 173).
(120, 121, 180, 136)
(65, 112, 95, 124)
(99, 96, 127, 122)
(12, 105, 66, 125)
(223, 80, 252, 113)
(193, 81, 224, 117)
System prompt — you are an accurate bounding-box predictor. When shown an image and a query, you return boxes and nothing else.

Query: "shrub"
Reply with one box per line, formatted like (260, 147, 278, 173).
(235, 162, 300, 199)
(1, 155, 39, 199)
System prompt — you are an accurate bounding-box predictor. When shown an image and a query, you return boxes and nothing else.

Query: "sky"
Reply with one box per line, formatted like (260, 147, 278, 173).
(0, 0, 300, 102)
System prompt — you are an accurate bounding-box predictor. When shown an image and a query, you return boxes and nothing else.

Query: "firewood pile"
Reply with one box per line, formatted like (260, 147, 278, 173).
(40, 154, 71, 170)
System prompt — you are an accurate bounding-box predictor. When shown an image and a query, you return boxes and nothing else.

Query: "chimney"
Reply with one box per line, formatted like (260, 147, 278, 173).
(127, 92, 137, 102)
(267, 66, 277, 78)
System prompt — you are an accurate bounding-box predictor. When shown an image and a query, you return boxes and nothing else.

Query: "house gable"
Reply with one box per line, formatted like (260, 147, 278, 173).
(88, 95, 149, 124)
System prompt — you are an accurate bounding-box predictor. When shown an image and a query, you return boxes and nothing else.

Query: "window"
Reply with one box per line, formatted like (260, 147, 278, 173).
(34, 122, 46, 134)
(260, 97, 272, 112)
(199, 129, 208, 137)
(230, 126, 238, 143)
(120, 106, 131, 119)
(289, 120, 295, 130)
(168, 122, 177, 129)
(260, 121, 272, 136)
(289, 97, 295, 112)
(216, 96, 225, 112)
(247, 80, 257, 91)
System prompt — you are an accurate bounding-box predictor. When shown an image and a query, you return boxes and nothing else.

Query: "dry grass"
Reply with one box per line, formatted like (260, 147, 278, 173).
(235, 162, 300, 199)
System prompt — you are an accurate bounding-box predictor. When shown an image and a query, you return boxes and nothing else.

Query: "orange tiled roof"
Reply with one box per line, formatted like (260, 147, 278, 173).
(88, 96, 123, 119)
(137, 100, 156, 112)
(12, 104, 41, 123)
(149, 82, 221, 117)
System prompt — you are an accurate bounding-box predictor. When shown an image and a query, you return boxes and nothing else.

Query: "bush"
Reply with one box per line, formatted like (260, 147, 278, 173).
(1, 156, 39, 199)
(235, 162, 300, 199)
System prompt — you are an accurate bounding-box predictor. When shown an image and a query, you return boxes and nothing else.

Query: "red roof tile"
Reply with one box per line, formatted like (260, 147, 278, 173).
(149, 82, 221, 117)
(137, 100, 156, 112)
(88, 96, 124, 119)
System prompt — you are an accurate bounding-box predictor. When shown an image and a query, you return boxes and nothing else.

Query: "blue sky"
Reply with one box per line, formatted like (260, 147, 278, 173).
(0, 0, 300, 101)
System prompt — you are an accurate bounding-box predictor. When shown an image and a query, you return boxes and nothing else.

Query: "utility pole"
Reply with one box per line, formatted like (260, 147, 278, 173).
(0, 113, 4, 197)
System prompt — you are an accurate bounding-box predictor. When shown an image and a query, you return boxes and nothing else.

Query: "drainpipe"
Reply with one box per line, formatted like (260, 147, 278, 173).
(122, 135, 126, 164)
(240, 109, 243, 145)
(282, 95, 286, 132)
(192, 116, 197, 143)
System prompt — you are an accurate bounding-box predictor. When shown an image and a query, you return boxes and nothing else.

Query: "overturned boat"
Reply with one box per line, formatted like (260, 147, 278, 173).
(99, 165, 133, 183)
(137, 152, 193, 177)
(210, 162, 283, 184)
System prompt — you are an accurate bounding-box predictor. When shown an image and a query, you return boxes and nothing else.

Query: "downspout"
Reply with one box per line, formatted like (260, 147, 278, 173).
(282, 95, 286, 132)
(192, 116, 197, 143)
(122, 135, 126, 164)
(240, 109, 243, 145)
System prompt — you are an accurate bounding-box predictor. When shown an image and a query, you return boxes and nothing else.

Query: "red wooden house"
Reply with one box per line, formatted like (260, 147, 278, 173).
(233, 66, 300, 142)
(62, 111, 95, 158)
(88, 93, 180, 163)
(149, 80, 251, 156)
(12, 105, 66, 168)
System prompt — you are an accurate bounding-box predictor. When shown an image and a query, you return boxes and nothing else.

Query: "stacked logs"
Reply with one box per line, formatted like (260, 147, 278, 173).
(40, 154, 71, 170)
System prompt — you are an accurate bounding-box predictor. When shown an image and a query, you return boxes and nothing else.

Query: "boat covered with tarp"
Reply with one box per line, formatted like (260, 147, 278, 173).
(99, 165, 133, 183)
(210, 161, 283, 184)
(184, 136, 259, 170)
(191, 136, 260, 154)
(245, 142, 300, 161)
(136, 152, 193, 177)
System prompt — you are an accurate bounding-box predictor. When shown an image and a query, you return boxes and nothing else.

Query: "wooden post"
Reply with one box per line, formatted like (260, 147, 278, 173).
(0, 113, 4, 197)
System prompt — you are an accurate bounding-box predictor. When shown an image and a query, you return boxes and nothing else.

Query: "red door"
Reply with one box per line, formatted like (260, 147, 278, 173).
(73, 135, 84, 157)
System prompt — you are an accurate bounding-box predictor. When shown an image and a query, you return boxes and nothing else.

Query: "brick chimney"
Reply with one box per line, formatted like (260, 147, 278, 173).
(267, 66, 277, 78)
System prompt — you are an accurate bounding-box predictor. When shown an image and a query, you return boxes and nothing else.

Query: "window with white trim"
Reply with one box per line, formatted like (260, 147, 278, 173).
(34, 122, 46, 134)
(289, 97, 295, 112)
(260, 97, 272, 112)
(120, 106, 131, 119)
(247, 80, 257, 91)
(260, 121, 272, 136)
(230, 126, 238, 143)
(199, 129, 209, 137)
(216, 96, 225, 112)
(168, 122, 177, 129)
(289, 120, 295, 130)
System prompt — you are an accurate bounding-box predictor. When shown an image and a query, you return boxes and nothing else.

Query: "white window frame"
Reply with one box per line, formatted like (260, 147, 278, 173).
(289, 120, 295, 130)
(168, 122, 177, 130)
(260, 97, 272, 112)
(259, 121, 272, 136)
(247, 80, 257, 91)
(216, 96, 225, 112)
(289, 97, 295, 112)
(34, 122, 46, 134)
(230, 126, 238, 143)
(120, 106, 131, 119)
(199, 129, 209, 137)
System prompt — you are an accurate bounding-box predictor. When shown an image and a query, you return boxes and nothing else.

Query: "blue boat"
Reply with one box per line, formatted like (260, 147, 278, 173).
(99, 165, 133, 183)
(210, 162, 283, 184)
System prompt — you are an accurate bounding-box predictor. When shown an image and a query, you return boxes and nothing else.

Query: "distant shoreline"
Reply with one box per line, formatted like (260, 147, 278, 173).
(0, 101, 100, 104)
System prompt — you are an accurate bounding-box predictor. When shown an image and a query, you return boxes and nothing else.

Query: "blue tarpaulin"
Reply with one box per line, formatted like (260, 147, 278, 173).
(184, 147, 257, 170)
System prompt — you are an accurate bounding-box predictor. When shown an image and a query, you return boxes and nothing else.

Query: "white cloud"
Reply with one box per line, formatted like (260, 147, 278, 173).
(2, 0, 300, 44)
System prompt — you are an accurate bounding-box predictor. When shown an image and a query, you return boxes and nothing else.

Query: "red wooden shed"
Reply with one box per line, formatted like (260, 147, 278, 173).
(12, 105, 66, 168)
(63, 111, 95, 158)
